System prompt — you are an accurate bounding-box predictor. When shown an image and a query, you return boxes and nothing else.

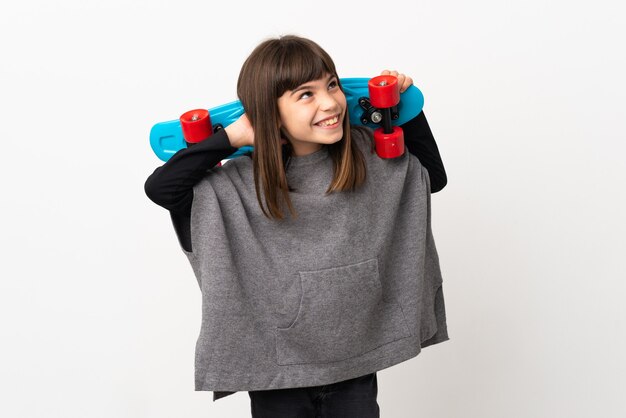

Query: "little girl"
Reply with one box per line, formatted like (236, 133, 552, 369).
(145, 35, 449, 418)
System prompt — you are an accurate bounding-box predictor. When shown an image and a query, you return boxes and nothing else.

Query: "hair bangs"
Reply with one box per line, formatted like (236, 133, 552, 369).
(274, 41, 337, 96)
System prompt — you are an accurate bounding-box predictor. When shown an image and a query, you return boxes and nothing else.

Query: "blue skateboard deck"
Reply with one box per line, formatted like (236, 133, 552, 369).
(150, 77, 424, 162)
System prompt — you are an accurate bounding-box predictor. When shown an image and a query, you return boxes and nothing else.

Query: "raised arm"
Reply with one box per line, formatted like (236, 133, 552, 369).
(145, 114, 254, 212)
(144, 129, 237, 213)
(144, 114, 253, 252)
(401, 111, 447, 193)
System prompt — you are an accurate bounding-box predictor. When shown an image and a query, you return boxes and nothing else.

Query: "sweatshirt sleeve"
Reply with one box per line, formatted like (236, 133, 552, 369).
(401, 111, 447, 193)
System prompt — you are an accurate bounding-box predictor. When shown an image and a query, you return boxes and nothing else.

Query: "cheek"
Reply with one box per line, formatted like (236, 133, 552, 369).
(337, 92, 348, 111)
(279, 116, 304, 139)
(279, 116, 295, 134)
(278, 109, 295, 131)
(287, 111, 310, 131)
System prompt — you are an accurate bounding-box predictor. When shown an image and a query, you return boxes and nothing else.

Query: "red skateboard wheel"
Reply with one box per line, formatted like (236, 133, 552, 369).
(374, 126, 404, 159)
(368, 75, 400, 109)
(180, 109, 212, 144)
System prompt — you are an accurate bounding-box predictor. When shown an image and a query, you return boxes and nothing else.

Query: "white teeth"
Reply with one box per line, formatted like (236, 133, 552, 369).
(317, 116, 338, 127)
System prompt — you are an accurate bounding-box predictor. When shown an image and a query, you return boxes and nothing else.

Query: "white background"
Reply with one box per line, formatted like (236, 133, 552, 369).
(1, 1, 624, 417)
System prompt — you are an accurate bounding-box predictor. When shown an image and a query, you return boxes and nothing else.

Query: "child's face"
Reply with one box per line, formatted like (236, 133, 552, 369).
(277, 73, 347, 157)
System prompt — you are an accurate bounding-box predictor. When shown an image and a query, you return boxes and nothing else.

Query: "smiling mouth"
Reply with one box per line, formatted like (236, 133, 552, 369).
(315, 115, 340, 127)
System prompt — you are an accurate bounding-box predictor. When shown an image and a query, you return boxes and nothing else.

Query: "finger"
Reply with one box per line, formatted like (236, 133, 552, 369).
(400, 75, 413, 93)
(396, 74, 406, 91)
(404, 76, 413, 91)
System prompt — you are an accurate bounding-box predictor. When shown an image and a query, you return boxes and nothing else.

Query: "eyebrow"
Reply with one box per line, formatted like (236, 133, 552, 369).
(290, 74, 336, 96)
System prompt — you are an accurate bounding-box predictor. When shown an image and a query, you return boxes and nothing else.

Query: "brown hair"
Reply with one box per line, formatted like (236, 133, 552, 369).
(237, 35, 366, 220)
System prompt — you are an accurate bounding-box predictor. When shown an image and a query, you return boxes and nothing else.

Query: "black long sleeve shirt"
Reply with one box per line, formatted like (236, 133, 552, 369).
(145, 111, 446, 251)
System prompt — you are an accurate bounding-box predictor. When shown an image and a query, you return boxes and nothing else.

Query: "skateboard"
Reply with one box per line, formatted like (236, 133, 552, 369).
(149, 77, 424, 162)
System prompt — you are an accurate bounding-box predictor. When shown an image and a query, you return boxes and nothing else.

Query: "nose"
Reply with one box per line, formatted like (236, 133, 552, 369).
(318, 90, 340, 112)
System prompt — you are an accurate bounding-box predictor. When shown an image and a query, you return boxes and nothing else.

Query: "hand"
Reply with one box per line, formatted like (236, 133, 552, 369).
(225, 113, 255, 148)
(380, 70, 413, 93)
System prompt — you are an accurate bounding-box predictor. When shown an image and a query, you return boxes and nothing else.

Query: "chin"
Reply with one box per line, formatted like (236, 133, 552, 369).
(327, 129, 344, 144)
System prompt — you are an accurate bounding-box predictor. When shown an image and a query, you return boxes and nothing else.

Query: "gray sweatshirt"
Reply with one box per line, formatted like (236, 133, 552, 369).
(184, 127, 449, 401)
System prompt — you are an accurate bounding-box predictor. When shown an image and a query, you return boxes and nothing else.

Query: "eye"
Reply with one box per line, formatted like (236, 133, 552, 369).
(328, 79, 338, 90)
(298, 91, 313, 100)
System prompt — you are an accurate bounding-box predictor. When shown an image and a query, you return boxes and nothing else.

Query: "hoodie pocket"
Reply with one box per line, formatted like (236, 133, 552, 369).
(275, 258, 411, 365)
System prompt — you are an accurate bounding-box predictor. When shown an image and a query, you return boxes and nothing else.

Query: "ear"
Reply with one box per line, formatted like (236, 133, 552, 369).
(278, 126, 291, 145)
(279, 129, 289, 145)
